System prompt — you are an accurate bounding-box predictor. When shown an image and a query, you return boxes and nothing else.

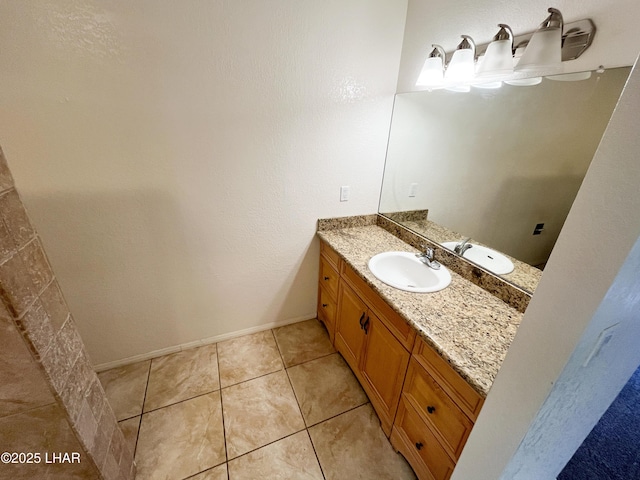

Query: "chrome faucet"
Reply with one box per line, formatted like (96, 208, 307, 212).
(416, 245, 441, 270)
(454, 237, 473, 256)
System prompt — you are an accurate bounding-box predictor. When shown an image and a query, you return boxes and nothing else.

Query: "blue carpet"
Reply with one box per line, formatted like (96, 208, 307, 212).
(558, 365, 640, 480)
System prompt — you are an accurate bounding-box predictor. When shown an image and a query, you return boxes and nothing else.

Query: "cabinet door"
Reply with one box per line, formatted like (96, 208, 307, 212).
(319, 255, 339, 299)
(403, 359, 474, 459)
(317, 285, 337, 341)
(360, 313, 410, 430)
(335, 282, 367, 372)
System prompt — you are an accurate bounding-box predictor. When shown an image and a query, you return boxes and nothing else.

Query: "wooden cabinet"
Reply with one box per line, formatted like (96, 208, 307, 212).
(392, 399, 455, 480)
(317, 239, 484, 480)
(333, 281, 367, 369)
(335, 268, 413, 436)
(391, 337, 484, 480)
(317, 242, 341, 342)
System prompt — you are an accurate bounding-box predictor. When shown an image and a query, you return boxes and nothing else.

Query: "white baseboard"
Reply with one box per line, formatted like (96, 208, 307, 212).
(94, 313, 316, 372)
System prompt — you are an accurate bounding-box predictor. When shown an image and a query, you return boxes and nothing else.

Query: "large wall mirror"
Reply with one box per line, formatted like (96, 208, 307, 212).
(379, 67, 631, 294)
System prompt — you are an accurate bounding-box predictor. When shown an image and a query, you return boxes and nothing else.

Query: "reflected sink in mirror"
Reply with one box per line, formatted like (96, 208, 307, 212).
(368, 251, 452, 293)
(442, 241, 514, 275)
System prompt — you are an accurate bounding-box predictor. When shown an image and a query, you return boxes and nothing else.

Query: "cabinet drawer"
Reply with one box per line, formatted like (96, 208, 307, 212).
(318, 286, 336, 333)
(342, 264, 416, 350)
(413, 338, 483, 421)
(404, 359, 473, 459)
(320, 241, 341, 270)
(392, 400, 454, 480)
(319, 255, 339, 299)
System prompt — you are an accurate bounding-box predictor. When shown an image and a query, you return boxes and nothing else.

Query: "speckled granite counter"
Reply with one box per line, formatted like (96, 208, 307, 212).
(317, 225, 523, 397)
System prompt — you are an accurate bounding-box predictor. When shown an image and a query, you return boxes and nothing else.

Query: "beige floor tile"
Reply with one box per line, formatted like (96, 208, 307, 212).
(97, 360, 150, 421)
(222, 370, 305, 459)
(309, 403, 416, 480)
(189, 463, 228, 480)
(0, 403, 99, 479)
(218, 330, 283, 387)
(144, 343, 219, 411)
(287, 353, 368, 426)
(135, 391, 225, 480)
(118, 416, 140, 455)
(274, 319, 335, 367)
(228, 430, 323, 480)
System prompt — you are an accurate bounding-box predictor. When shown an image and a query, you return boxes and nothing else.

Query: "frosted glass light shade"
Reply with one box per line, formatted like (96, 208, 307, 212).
(416, 57, 444, 87)
(515, 28, 562, 73)
(444, 85, 471, 93)
(504, 77, 542, 86)
(477, 40, 513, 77)
(445, 49, 475, 82)
(473, 81, 503, 89)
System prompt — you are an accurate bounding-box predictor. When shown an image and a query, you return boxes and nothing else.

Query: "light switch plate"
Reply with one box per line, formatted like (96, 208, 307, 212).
(583, 323, 619, 367)
(340, 186, 350, 202)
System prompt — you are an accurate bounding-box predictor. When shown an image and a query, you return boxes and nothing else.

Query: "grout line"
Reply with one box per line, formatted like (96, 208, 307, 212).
(271, 327, 284, 359)
(140, 387, 223, 415)
(220, 367, 284, 391)
(179, 460, 227, 480)
(286, 350, 337, 370)
(306, 401, 370, 429)
(305, 428, 327, 480)
(215, 343, 230, 480)
(281, 351, 328, 479)
(282, 355, 307, 427)
(133, 360, 153, 459)
(117, 413, 141, 423)
(226, 427, 308, 463)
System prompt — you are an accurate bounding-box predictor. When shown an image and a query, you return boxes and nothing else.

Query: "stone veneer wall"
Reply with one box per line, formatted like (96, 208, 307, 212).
(0, 147, 134, 480)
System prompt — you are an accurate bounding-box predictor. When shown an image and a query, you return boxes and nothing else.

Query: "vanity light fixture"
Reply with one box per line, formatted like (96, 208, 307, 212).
(515, 8, 563, 74)
(477, 24, 514, 79)
(416, 45, 446, 87)
(444, 35, 476, 82)
(415, 7, 596, 90)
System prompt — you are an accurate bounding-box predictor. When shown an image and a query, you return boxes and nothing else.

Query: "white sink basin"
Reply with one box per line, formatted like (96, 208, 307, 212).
(441, 241, 514, 275)
(368, 251, 452, 293)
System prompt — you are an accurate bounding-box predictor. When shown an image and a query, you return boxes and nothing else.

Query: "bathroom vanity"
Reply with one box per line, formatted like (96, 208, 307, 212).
(317, 220, 522, 480)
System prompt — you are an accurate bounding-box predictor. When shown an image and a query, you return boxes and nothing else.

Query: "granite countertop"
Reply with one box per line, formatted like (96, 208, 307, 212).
(317, 225, 523, 397)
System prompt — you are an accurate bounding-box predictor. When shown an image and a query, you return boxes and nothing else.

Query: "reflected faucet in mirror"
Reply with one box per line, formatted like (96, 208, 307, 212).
(454, 238, 472, 256)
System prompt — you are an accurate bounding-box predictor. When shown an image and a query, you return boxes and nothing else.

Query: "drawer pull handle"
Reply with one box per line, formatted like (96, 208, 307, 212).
(322, 303, 328, 307)
(324, 276, 330, 280)
(427, 406, 436, 414)
(415, 442, 424, 450)
(359, 312, 366, 328)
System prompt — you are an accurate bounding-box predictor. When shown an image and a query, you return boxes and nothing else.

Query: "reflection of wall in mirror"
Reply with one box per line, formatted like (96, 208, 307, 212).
(379, 67, 630, 266)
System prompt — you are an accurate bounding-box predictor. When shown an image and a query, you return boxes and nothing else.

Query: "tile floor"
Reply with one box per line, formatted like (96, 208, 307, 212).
(98, 319, 416, 480)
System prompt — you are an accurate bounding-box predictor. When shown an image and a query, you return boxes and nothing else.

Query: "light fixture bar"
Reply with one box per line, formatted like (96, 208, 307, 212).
(438, 18, 595, 64)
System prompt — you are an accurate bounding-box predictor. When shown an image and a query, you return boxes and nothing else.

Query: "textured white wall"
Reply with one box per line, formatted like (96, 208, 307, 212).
(0, 0, 408, 364)
(397, 0, 640, 92)
(452, 59, 640, 479)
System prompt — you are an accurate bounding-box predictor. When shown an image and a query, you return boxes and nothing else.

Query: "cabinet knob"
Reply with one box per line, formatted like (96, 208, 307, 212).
(415, 442, 424, 450)
(322, 303, 328, 308)
(324, 276, 330, 280)
(427, 406, 436, 414)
